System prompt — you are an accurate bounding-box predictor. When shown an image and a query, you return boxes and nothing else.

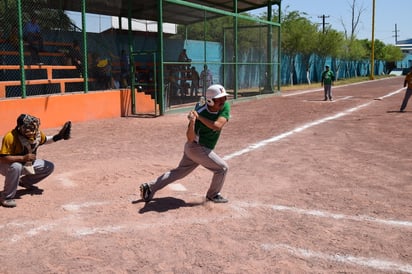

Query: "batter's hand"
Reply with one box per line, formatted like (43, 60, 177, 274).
(187, 110, 198, 121)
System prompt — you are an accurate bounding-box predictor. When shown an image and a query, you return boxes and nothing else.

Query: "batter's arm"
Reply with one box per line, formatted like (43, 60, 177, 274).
(186, 111, 197, 142)
(196, 115, 227, 131)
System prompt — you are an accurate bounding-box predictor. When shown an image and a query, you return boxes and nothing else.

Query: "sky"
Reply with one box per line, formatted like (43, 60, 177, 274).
(68, 0, 410, 45)
(275, 0, 410, 45)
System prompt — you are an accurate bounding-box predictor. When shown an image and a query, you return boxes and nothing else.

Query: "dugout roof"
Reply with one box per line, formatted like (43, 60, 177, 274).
(41, 0, 280, 25)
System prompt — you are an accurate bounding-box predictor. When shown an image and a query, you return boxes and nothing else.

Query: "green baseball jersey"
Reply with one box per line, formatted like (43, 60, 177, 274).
(194, 101, 230, 149)
(322, 70, 335, 85)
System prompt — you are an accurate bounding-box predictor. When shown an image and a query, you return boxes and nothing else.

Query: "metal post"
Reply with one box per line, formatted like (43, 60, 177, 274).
(157, 0, 165, 115)
(128, 0, 137, 114)
(263, 3, 273, 93)
(233, 0, 238, 99)
(277, 0, 282, 92)
(81, 0, 89, 92)
(17, 0, 26, 98)
(370, 0, 375, 80)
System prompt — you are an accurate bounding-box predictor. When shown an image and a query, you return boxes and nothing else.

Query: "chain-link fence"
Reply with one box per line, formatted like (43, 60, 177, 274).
(0, 1, 283, 112)
(0, 2, 85, 97)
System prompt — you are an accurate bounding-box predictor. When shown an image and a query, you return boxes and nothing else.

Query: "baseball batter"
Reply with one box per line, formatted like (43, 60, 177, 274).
(0, 114, 71, 208)
(140, 84, 230, 203)
(400, 67, 412, 112)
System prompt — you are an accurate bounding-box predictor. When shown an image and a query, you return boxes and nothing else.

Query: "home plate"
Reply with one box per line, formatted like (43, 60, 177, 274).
(169, 183, 187, 191)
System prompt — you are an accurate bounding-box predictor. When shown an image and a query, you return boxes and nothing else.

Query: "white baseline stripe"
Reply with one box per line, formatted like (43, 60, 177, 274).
(376, 87, 405, 100)
(283, 88, 323, 97)
(224, 86, 404, 161)
(282, 77, 395, 97)
(267, 204, 412, 228)
(262, 243, 412, 273)
(332, 95, 353, 102)
(235, 201, 412, 228)
(223, 101, 371, 161)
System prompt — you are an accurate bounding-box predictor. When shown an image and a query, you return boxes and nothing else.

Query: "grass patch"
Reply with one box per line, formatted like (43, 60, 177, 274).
(281, 75, 395, 92)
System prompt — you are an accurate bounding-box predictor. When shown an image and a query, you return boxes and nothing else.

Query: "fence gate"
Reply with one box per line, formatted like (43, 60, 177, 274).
(130, 50, 158, 116)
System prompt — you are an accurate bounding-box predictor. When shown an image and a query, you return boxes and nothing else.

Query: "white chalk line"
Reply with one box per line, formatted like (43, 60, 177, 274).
(261, 243, 412, 274)
(3, 84, 408, 271)
(4, 200, 411, 242)
(223, 101, 371, 160)
(243, 200, 412, 273)
(4, 200, 412, 272)
(331, 95, 353, 102)
(282, 77, 396, 97)
(235, 202, 412, 228)
(376, 87, 405, 100)
(224, 86, 411, 272)
(62, 201, 108, 211)
(283, 87, 323, 96)
(223, 86, 405, 161)
(168, 183, 187, 191)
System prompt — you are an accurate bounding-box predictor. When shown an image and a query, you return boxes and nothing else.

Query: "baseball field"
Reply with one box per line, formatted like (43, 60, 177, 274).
(0, 76, 411, 273)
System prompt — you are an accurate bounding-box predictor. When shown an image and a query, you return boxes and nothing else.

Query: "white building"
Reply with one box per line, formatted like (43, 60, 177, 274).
(111, 17, 177, 34)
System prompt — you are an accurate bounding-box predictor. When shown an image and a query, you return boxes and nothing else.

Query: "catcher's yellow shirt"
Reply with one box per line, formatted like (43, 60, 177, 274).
(0, 129, 47, 155)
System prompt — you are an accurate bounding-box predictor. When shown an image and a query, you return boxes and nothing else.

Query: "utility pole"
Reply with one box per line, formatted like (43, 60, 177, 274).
(370, 0, 375, 80)
(318, 14, 330, 33)
(393, 24, 400, 44)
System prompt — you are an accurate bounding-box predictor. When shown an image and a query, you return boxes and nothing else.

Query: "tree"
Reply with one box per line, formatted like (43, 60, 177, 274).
(382, 44, 404, 73)
(313, 28, 345, 77)
(340, 0, 366, 41)
(382, 45, 404, 62)
(281, 11, 318, 85)
(1, 0, 76, 35)
(342, 39, 367, 77)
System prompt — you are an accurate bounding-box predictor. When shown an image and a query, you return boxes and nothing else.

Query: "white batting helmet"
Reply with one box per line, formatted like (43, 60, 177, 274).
(205, 84, 228, 106)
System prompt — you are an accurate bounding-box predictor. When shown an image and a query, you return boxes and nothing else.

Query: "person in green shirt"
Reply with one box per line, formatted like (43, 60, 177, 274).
(140, 84, 231, 204)
(321, 65, 335, 101)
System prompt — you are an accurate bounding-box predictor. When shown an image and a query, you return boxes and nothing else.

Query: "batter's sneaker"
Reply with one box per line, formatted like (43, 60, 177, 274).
(140, 183, 153, 202)
(1, 199, 16, 208)
(207, 194, 228, 203)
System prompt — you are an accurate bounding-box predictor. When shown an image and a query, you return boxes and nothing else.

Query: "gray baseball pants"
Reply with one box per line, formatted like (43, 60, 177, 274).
(324, 84, 332, 99)
(0, 159, 54, 200)
(400, 88, 412, 111)
(147, 141, 228, 199)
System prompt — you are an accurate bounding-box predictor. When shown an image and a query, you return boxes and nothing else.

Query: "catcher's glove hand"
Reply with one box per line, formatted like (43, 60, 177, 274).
(53, 121, 71, 142)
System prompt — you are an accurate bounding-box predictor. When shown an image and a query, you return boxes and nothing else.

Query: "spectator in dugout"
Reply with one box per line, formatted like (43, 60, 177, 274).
(67, 40, 83, 77)
(23, 14, 44, 64)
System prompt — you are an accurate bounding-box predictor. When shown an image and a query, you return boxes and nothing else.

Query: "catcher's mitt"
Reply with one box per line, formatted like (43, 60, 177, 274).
(53, 121, 71, 141)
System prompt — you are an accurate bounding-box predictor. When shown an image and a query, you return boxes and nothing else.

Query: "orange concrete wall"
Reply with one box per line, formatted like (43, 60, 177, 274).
(0, 89, 157, 135)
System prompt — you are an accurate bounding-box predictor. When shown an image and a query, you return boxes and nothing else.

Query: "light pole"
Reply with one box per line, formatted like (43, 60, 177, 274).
(370, 0, 375, 80)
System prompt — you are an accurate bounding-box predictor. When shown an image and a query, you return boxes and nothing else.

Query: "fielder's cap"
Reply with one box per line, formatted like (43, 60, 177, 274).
(206, 84, 228, 100)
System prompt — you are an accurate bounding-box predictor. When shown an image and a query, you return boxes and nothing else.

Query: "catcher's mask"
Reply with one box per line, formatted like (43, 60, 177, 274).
(16, 114, 40, 141)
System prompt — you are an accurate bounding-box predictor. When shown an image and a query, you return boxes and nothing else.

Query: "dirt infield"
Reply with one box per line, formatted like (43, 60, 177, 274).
(1, 76, 411, 273)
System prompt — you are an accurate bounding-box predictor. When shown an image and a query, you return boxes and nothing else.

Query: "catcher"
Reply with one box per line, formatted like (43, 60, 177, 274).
(0, 114, 71, 208)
